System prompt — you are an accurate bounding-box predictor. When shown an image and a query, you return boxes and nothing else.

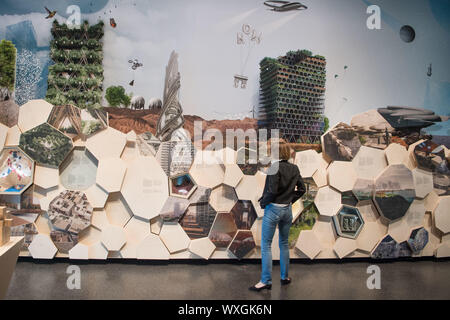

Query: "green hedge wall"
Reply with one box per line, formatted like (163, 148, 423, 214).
(0, 40, 17, 92)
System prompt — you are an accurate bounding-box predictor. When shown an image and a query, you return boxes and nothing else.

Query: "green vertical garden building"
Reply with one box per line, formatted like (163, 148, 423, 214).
(45, 20, 104, 109)
(258, 50, 326, 144)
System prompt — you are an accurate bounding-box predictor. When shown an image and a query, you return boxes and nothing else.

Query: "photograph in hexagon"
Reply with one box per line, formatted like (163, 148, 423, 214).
(19, 123, 73, 168)
(48, 190, 93, 235)
(301, 178, 318, 208)
(371, 235, 400, 259)
(288, 204, 318, 248)
(352, 178, 374, 202)
(50, 230, 79, 253)
(170, 173, 196, 198)
(47, 104, 82, 139)
(228, 230, 256, 259)
(236, 147, 259, 175)
(341, 191, 358, 207)
(80, 108, 108, 137)
(10, 213, 39, 250)
(208, 212, 237, 248)
(332, 205, 364, 239)
(322, 123, 361, 161)
(180, 203, 217, 239)
(0, 147, 34, 193)
(374, 165, 416, 221)
(414, 140, 445, 171)
(59, 147, 98, 191)
(230, 200, 257, 230)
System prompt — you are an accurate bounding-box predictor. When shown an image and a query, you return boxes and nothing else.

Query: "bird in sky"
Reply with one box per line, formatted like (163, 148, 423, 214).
(44, 7, 57, 19)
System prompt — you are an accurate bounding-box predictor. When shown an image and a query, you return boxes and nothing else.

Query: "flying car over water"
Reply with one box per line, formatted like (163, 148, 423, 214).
(264, 1, 308, 12)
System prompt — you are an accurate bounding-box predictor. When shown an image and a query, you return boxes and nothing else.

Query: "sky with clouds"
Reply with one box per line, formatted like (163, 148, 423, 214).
(0, 0, 449, 131)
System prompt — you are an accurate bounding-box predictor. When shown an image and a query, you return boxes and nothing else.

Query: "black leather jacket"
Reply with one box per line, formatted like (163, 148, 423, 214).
(258, 160, 306, 209)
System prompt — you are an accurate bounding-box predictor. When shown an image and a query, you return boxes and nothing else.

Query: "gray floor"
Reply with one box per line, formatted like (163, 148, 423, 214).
(6, 259, 450, 300)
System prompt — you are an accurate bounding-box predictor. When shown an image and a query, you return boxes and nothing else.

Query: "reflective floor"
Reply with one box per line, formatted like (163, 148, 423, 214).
(6, 259, 450, 300)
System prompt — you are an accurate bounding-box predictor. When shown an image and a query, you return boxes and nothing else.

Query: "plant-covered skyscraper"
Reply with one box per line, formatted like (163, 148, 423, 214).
(259, 50, 326, 144)
(46, 20, 104, 109)
(0, 40, 17, 101)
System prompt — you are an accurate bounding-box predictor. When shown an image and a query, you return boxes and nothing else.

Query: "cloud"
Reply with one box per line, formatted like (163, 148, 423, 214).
(0, 0, 108, 16)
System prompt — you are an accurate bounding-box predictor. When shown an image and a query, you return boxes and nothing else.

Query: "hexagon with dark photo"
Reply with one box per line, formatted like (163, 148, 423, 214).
(371, 235, 399, 259)
(352, 178, 374, 202)
(414, 140, 445, 172)
(169, 173, 197, 199)
(332, 205, 364, 239)
(180, 203, 217, 239)
(322, 122, 361, 161)
(208, 212, 238, 248)
(341, 191, 358, 207)
(407, 227, 429, 253)
(0, 147, 34, 194)
(374, 164, 416, 221)
(228, 230, 256, 259)
(159, 196, 190, 222)
(50, 230, 78, 253)
(19, 123, 73, 168)
(230, 200, 257, 230)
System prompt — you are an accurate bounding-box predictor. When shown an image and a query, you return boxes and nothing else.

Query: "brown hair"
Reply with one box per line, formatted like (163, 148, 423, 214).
(268, 139, 293, 161)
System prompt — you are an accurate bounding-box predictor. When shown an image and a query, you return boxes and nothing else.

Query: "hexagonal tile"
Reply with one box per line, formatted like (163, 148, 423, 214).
(434, 196, 450, 234)
(88, 241, 108, 259)
(160, 196, 190, 222)
(47, 104, 82, 140)
(385, 143, 408, 165)
(294, 149, 321, 178)
(407, 227, 428, 253)
(341, 191, 359, 207)
(328, 161, 357, 192)
(50, 230, 78, 253)
(289, 204, 319, 248)
(91, 209, 109, 231)
(5, 125, 21, 147)
(371, 235, 399, 259)
(333, 237, 357, 258)
(189, 185, 211, 205)
(352, 146, 387, 180)
(0, 147, 34, 194)
(68, 243, 89, 260)
(352, 178, 374, 203)
(230, 200, 258, 230)
(236, 147, 260, 175)
(210, 184, 238, 213)
(169, 173, 197, 199)
(189, 237, 216, 260)
(209, 212, 238, 248)
(388, 219, 411, 243)
(85, 184, 108, 209)
(120, 217, 151, 258)
(28, 234, 58, 259)
(159, 222, 190, 253)
(435, 242, 450, 258)
(121, 156, 169, 221)
(322, 122, 361, 162)
(403, 199, 426, 229)
(374, 164, 416, 221)
(48, 190, 93, 235)
(413, 140, 443, 171)
(19, 123, 73, 168)
(34, 164, 58, 190)
(228, 230, 256, 259)
(189, 151, 225, 189)
(223, 163, 244, 188)
(314, 186, 341, 218)
(424, 190, 439, 213)
(86, 127, 126, 161)
(136, 234, 170, 260)
(295, 230, 322, 259)
(101, 224, 126, 251)
(104, 193, 133, 227)
(312, 157, 329, 188)
(180, 203, 217, 239)
(356, 221, 386, 253)
(17, 99, 54, 133)
(412, 168, 433, 199)
(235, 174, 265, 217)
(332, 205, 364, 239)
(60, 147, 98, 191)
(0, 122, 8, 148)
(96, 157, 127, 193)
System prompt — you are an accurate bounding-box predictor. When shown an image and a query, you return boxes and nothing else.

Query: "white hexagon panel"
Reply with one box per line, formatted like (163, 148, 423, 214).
(385, 143, 408, 165)
(294, 149, 321, 178)
(101, 224, 127, 251)
(295, 230, 322, 259)
(159, 222, 190, 253)
(96, 157, 127, 193)
(210, 184, 238, 213)
(121, 156, 169, 221)
(189, 237, 216, 260)
(28, 234, 58, 259)
(17, 99, 54, 133)
(34, 165, 59, 190)
(86, 127, 127, 161)
(328, 161, 357, 192)
(189, 150, 225, 189)
(412, 168, 433, 199)
(434, 196, 450, 234)
(314, 186, 341, 217)
(352, 146, 388, 180)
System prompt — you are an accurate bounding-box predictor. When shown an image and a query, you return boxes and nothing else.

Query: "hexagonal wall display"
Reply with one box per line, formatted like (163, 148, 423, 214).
(48, 190, 93, 235)
(341, 191, 358, 207)
(385, 143, 408, 165)
(294, 149, 321, 178)
(371, 235, 399, 259)
(28, 234, 58, 259)
(189, 150, 225, 189)
(413, 140, 444, 171)
(60, 147, 98, 191)
(210, 184, 238, 213)
(412, 168, 433, 199)
(17, 99, 54, 133)
(223, 163, 244, 188)
(228, 230, 256, 259)
(301, 178, 318, 209)
(289, 204, 319, 249)
(314, 186, 341, 217)
(136, 234, 170, 260)
(333, 237, 357, 259)
(0, 147, 34, 194)
(180, 203, 217, 239)
(159, 222, 191, 253)
(34, 164, 59, 190)
(434, 196, 450, 234)
(332, 205, 364, 239)
(86, 127, 126, 161)
(322, 122, 361, 162)
(352, 178, 374, 202)
(121, 156, 169, 221)
(295, 230, 322, 259)
(50, 230, 78, 253)
(104, 193, 133, 227)
(328, 161, 357, 192)
(169, 173, 197, 199)
(407, 227, 428, 254)
(96, 157, 127, 193)
(236, 147, 260, 175)
(19, 123, 73, 168)
(101, 224, 127, 251)
(189, 185, 211, 205)
(356, 221, 386, 253)
(159, 196, 190, 222)
(189, 237, 216, 260)
(208, 212, 238, 248)
(47, 104, 82, 140)
(230, 200, 257, 230)
(352, 146, 387, 180)
(374, 164, 416, 221)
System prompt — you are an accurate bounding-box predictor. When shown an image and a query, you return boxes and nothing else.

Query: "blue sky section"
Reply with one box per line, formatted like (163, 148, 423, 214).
(0, 0, 108, 16)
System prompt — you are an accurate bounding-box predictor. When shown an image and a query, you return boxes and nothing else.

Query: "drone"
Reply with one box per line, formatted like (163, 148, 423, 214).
(263, 1, 308, 12)
(128, 59, 143, 70)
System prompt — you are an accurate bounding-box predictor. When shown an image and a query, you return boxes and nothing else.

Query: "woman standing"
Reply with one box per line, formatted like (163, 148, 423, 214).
(249, 143, 306, 291)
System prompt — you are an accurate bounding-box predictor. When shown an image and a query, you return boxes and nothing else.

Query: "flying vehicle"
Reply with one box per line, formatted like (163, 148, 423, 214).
(44, 7, 57, 19)
(263, 1, 308, 12)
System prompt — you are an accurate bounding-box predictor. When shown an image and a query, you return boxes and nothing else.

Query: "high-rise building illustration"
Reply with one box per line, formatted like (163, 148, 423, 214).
(258, 50, 326, 144)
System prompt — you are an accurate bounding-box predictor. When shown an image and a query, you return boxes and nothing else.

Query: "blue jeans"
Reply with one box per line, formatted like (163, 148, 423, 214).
(260, 203, 292, 285)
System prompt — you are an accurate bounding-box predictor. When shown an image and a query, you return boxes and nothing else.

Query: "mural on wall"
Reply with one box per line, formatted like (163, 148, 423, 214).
(0, 0, 449, 260)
